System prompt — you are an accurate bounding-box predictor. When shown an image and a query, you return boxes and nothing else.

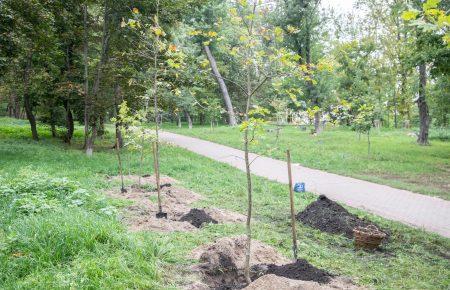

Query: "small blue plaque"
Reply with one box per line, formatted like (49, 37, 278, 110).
(294, 182, 305, 193)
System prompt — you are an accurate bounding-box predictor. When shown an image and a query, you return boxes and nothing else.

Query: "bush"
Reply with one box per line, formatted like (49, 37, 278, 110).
(0, 171, 115, 216)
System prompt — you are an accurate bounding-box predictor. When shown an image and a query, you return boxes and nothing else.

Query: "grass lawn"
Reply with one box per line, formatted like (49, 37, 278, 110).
(1, 117, 449, 289)
(165, 123, 450, 200)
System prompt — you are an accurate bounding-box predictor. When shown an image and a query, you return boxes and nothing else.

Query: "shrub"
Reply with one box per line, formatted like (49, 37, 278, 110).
(0, 171, 114, 216)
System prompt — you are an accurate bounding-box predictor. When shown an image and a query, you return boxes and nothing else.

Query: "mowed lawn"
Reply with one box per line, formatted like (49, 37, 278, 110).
(166, 124, 450, 200)
(0, 117, 449, 289)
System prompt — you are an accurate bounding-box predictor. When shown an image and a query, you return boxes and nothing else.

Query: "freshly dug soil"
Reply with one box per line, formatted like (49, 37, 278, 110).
(106, 175, 245, 233)
(243, 275, 363, 290)
(297, 195, 384, 239)
(181, 208, 218, 228)
(189, 236, 289, 289)
(254, 259, 332, 284)
(187, 236, 362, 290)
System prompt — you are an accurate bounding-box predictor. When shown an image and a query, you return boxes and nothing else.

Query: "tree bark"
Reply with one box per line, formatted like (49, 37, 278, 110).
(314, 110, 321, 133)
(64, 100, 74, 144)
(86, 122, 97, 156)
(7, 91, 20, 118)
(23, 54, 38, 141)
(185, 110, 193, 129)
(204, 45, 237, 126)
(50, 104, 56, 138)
(83, 3, 89, 148)
(417, 63, 429, 145)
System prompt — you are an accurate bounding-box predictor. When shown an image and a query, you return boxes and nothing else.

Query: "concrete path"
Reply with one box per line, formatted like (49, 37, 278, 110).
(160, 131, 450, 238)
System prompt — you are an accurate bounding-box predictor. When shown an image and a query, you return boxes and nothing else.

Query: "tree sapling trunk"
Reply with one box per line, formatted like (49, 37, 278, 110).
(153, 141, 166, 218)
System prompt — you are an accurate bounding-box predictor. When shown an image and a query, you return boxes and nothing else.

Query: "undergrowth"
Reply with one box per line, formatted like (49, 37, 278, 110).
(0, 171, 172, 289)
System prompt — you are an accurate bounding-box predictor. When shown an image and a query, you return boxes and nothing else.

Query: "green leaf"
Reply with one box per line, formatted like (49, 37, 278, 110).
(402, 10, 419, 21)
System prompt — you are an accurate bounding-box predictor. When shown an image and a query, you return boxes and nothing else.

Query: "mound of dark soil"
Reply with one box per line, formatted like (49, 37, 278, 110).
(297, 195, 383, 239)
(253, 259, 332, 284)
(180, 208, 218, 228)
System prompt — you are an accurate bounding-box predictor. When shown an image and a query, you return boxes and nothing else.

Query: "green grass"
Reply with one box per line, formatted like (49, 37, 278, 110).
(166, 123, 450, 200)
(1, 117, 449, 289)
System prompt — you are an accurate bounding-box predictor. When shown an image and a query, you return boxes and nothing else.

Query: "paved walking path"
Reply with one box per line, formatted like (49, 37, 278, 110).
(160, 131, 450, 238)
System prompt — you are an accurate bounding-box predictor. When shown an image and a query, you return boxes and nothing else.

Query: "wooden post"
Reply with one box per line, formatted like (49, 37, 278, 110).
(153, 141, 162, 213)
(116, 136, 125, 193)
(287, 150, 298, 261)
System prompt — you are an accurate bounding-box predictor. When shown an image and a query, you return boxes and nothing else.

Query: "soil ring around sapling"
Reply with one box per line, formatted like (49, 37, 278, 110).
(185, 236, 364, 290)
(106, 175, 246, 232)
(180, 208, 218, 228)
(297, 195, 389, 241)
(251, 259, 332, 284)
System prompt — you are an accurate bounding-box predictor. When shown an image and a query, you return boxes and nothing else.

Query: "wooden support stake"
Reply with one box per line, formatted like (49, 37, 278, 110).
(152, 141, 162, 213)
(116, 136, 126, 193)
(287, 149, 298, 261)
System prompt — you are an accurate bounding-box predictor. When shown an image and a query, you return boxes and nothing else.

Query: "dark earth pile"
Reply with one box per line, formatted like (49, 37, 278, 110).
(180, 208, 218, 228)
(254, 259, 332, 284)
(297, 195, 383, 238)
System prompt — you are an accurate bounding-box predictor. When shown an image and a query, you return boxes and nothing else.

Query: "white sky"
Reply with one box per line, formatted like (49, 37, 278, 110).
(321, 0, 356, 15)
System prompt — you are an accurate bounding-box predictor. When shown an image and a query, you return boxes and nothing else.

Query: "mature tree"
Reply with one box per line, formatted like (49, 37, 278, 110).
(403, 0, 449, 144)
(278, 0, 323, 132)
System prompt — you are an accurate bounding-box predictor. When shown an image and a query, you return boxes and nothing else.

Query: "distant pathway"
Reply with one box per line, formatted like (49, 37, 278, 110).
(160, 131, 450, 238)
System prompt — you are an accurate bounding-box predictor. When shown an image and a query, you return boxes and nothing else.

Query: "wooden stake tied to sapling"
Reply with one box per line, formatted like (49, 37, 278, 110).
(287, 149, 298, 261)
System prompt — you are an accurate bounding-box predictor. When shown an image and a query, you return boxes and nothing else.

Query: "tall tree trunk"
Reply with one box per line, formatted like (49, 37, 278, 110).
(314, 110, 321, 133)
(86, 122, 97, 156)
(83, 3, 89, 148)
(13, 91, 21, 118)
(417, 63, 429, 145)
(204, 45, 237, 126)
(50, 107, 57, 137)
(64, 100, 74, 144)
(177, 113, 181, 128)
(23, 54, 38, 141)
(86, 0, 110, 155)
(185, 110, 193, 129)
(7, 91, 19, 118)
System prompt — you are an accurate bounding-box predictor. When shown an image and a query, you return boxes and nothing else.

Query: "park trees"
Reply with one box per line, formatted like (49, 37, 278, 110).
(0, 0, 60, 140)
(276, 0, 323, 133)
(188, 0, 238, 126)
(402, 0, 449, 145)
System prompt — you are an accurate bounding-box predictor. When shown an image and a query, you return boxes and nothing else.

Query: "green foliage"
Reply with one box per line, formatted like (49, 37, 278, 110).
(402, 0, 450, 46)
(352, 105, 374, 134)
(0, 170, 113, 216)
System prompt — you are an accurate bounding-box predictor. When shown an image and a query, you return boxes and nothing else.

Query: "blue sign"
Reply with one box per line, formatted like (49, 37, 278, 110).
(294, 182, 305, 193)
